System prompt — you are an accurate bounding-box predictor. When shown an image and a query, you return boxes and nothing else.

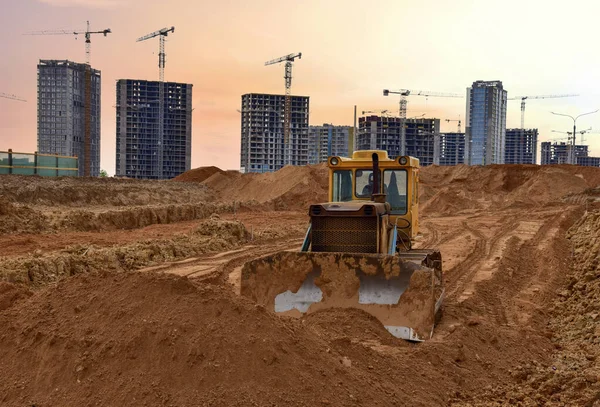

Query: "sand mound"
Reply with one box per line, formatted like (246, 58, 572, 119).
(0, 272, 401, 406)
(420, 164, 600, 215)
(172, 166, 225, 183)
(174, 163, 600, 215)
(176, 164, 329, 210)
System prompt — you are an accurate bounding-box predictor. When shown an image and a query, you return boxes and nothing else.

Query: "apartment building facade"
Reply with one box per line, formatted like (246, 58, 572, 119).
(37, 59, 101, 176)
(115, 79, 193, 179)
(240, 93, 310, 173)
(465, 80, 507, 165)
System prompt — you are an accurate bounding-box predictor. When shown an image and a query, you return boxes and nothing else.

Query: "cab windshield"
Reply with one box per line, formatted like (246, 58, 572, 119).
(333, 168, 408, 214)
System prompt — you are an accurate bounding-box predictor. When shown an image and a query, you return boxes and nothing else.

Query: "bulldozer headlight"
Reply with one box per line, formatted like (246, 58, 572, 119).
(330, 157, 339, 166)
(399, 156, 408, 165)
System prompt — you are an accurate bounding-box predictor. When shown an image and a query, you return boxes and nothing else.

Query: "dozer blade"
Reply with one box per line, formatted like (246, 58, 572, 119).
(240, 251, 444, 341)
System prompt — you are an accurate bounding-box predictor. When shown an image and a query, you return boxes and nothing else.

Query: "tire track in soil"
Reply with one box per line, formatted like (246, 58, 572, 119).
(500, 211, 568, 328)
(445, 215, 519, 302)
(139, 237, 304, 287)
(419, 221, 440, 248)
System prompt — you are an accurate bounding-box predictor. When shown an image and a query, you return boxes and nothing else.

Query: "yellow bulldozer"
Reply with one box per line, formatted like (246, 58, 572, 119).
(240, 150, 444, 341)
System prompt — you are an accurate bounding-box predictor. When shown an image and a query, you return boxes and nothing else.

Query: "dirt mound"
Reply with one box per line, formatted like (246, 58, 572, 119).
(175, 164, 329, 211)
(474, 210, 600, 406)
(0, 175, 210, 207)
(420, 164, 600, 215)
(172, 166, 225, 183)
(0, 282, 32, 312)
(304, 308, 409, 347)
(0, 197, 49, 234)
(0, 217, 249, 285)
(0, 272, 404, 406)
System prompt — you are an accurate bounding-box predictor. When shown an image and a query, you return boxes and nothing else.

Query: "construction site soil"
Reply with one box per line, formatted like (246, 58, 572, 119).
(1, 164, 600, 406)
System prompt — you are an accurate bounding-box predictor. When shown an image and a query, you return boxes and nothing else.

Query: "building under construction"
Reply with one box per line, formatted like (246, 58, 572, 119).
(357, 116, 403, 158)
(577, 156, 600, 167)
(540, 142, 589, 165)
(504, 128, 538, 164)
(37, 60, 100, 176)
(308, 124, 353, 164)
(404, 118, 440, 166)
(357, 116, 440, 165)
(437, 132, 466, 166)
(240, 93, 310, 173)
(115, 79, 192, 179)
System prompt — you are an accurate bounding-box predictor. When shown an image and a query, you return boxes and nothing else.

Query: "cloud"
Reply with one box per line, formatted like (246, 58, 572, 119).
(37, 0, 128, 8)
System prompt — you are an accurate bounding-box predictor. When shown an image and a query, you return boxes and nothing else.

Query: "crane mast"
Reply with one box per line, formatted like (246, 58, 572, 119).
(265, 52, 302, 167)
(509, 94, 578, 129)
(136, 26, 175, 83)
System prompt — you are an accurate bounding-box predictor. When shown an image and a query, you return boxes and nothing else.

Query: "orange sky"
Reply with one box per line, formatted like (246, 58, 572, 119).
(1, 0, 600, 173)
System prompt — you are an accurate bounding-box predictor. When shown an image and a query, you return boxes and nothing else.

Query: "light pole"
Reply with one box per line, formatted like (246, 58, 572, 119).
(551, 110, 598, 164)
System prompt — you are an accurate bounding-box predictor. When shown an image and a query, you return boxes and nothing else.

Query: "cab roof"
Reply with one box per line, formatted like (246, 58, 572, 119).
(328, 150, 420, 168)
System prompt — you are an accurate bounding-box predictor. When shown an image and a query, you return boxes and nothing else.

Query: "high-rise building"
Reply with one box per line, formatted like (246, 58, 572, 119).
(240, 93, 309, 173)
(465, 80, 507, 165)
(504, 128, 538, 164)
(308, 124, 353, 164)
(357, 116, 440, 165)
(404, 118, 440, 166)
(540, 142, 588, 165)
(115, 79, 193, 179)
(437, 132, 466, 166)
(37, 60, 101, 176)
(357, 115, 403, 158)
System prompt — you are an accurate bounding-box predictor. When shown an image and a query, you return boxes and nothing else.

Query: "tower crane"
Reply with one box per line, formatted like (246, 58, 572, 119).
(552, 127, 598, 143)
(383, 89, 463, 119)
(135, 26, 175, 180)
(136, 27, 175, 83)
(265, 52, 302, 166)
(24, 21, 110, 177)
(445, 117, 462, 133)
(509, 94, 578, 129)
(362, 109, 391, 116)
(24, 20, 111, 65)
(0, 93, 26, 102)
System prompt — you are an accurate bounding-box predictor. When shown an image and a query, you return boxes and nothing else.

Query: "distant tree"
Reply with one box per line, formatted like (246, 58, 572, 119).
(99, 169, 108, 178)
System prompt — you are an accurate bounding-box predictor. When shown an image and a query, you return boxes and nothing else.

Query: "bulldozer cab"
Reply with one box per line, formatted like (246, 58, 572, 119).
(328, 150, 420, 246)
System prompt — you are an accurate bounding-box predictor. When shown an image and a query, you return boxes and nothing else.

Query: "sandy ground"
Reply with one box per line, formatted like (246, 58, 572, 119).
(0, 165, 600, 406)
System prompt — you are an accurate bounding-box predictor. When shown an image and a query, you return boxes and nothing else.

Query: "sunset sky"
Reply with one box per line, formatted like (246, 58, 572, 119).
(1, 0, 600, 173)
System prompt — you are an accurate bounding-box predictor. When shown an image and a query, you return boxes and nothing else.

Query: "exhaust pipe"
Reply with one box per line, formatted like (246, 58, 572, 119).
(371, 152, 386, 203)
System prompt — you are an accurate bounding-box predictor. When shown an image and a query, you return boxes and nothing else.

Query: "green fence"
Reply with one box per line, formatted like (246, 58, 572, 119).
(0, 150, 78, 177)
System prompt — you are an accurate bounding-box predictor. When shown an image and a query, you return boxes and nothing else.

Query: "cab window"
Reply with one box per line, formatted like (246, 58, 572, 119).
(332, 170, 353, 202)
(383, 170, 408, 214)
(355, 169, 374, 198)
